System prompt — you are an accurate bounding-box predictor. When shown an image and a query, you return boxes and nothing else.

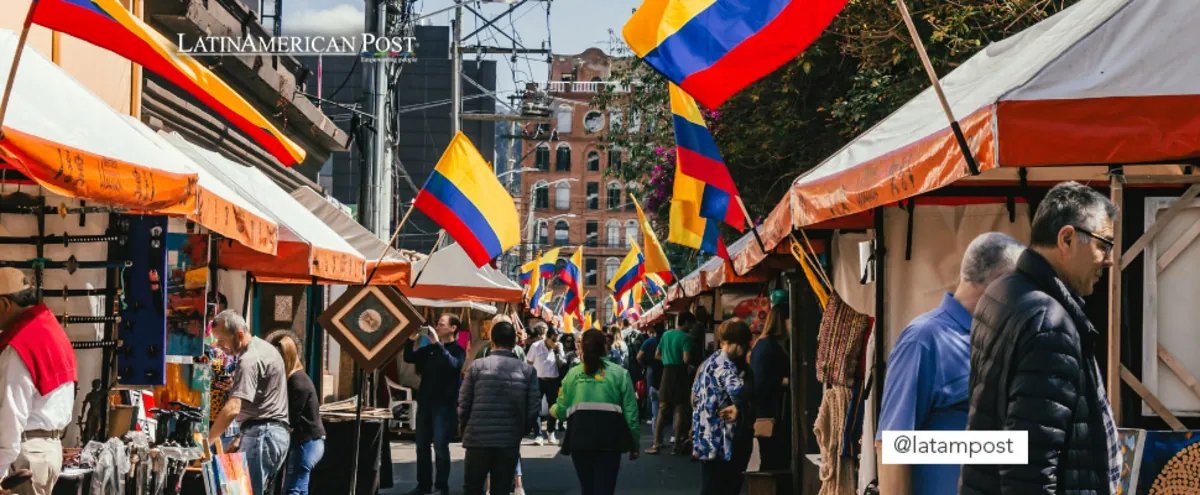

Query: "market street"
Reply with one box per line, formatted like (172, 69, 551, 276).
(383, 424, 703, 494)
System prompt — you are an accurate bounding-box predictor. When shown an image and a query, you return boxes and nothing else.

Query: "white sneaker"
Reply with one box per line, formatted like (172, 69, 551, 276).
(534, 437, 545, 446)
(514, 488, 526, 495)
(549, 432, 559, 445)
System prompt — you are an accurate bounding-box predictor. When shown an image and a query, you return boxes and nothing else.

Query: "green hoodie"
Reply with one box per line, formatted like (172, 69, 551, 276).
(550, 357, 640, 453)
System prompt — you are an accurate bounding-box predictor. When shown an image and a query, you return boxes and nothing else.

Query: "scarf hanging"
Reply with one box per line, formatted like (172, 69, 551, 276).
(815, 385, 856, 495)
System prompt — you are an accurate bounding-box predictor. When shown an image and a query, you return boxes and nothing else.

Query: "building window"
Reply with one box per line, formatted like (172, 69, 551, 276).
(603, 298, 614, 325)
(555, 181, 571, 210)
(555, 104, 573, 134)
(535, 144, 550, 170)
(606, 220, 621, 248)
(630, 110, 642, 132)
(606, 181, 622, 210)
(586, 182, 599, 210)
(586, 220, 599, 247)
(608, 146, 622, 170)
(605, 257, 620, 284)
(587, 151, 600, 172)
(556, 143, 571, 172)
(609, 110, 623, 132)
(585, 258, 598, 286)
(534, 180, 549, 209)
(584, 111, 604, 133)
(537, 219, 549, 246)
(554, 220, 570, 246)
(625, 220, 638, 246)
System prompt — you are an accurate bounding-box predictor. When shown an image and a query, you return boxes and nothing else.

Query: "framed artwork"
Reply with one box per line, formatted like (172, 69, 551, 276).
(318, 285, 424, 372)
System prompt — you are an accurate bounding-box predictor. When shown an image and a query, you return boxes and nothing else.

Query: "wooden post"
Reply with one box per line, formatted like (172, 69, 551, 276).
(364, 201, 419, 285)
(1120, 365, 1185, 431)
(1107, 173, 1123, 424)
(0, 0, 38, 131)
(787, 273, 807, 494)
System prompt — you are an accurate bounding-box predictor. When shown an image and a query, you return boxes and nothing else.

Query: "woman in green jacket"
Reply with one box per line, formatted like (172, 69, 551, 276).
(550, 329, 640, 495)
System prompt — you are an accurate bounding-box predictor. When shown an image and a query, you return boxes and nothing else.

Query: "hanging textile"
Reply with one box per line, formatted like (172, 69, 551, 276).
(815, 385, 856, 495)
(815, 293, 874, 386)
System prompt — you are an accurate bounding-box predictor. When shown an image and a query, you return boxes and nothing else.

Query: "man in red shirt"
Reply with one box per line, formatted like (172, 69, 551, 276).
(0, 268, 78, 495)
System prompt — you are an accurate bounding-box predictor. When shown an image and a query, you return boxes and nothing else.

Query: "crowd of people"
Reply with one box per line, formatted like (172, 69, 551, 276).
(398, 292, 796, 495)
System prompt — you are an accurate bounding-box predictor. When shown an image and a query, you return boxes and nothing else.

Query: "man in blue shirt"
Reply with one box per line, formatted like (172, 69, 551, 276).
(403, 314, 467, 495)
(876, 232, 1024, 495)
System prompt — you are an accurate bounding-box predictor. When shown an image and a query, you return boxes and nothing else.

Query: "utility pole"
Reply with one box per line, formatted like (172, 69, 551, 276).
(451, 1, 463, 135)
(360, 0, 394, 239)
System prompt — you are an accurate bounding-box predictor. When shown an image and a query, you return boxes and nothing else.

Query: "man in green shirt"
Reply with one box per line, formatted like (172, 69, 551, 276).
(647, 312, 695, 455)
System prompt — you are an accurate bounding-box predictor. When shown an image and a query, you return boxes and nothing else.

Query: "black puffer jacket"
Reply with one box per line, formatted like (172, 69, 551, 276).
(457, 350, 540, 449)
(961, 250, 1112, 495)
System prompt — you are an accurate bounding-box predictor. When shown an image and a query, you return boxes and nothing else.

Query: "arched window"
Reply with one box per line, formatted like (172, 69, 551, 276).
(586, 151, 600, 172)
(555, 104, 573, 134)
(536, 219, 549, 246)
(555, 181, 571, 210)
(584, 111, 604, 133)
(555, 143, 571, 172)
(625, 220, 638, 246)
(603, 297, 614, 325)
(554, 220, 570, 246)
(605, 257, 620, 284)
(609, 110, 623, 132)
(535, 144, 550, 171)
(629, 111, 642, 132)
(606, 220, 621, 248)
(606, 181, 622, 210)
(608, 146, 622, 170)
(533, 180, 549, 209)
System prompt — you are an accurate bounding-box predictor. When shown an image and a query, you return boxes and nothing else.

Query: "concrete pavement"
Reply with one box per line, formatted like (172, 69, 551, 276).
(381, 423, 704, 495)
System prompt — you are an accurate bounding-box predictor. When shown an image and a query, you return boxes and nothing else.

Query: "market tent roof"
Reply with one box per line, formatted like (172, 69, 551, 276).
(164, 133, 366, 283)
(405, 242, 523, 303)
(788, 0, 1200, 229)
(0, 29, 197, 210)
(115, 118, 279, 254)
(290, 186, 413, 286)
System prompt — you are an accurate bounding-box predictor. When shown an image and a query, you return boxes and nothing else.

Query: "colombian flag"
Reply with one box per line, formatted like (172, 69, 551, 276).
(520, 259, 536, 285)
(608, 237, 645, 299)
(619, 290, 640, 320)
(630, 195, 674, 283)
(623, 0, 848, 109)
(670, 84, 744, 231)
(31, 0, 306, 166)
(558, 248, 584, 320)
(644, 273, 666, 297)
(539, 248, 562, 279)
(669, 185, 729, 260)
(414, 133, 520, 267)
(521, 258, 538, 305)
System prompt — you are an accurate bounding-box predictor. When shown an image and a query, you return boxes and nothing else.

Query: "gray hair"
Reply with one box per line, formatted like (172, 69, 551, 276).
(212, 309, 249, 335)
(1030, 181, 1118, 248)
(960, 232, 1025, 285)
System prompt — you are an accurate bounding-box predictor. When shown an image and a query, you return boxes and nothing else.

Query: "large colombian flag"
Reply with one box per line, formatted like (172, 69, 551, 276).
(414, 132, 521, 267)
(670, 83, 744, 231)
(558, 248, 585, 320)
(623, 0, 848, 109)
(538, 248, 562, 279)
(608, 237, 646, 299)
(31, 0, 306, 166)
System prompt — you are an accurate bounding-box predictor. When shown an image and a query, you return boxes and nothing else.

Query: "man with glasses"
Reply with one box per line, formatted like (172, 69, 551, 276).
(961, 182, 1120, 495)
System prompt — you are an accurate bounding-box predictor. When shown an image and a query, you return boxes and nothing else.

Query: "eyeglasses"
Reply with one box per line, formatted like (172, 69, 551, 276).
(1073, 226, 1115, 256)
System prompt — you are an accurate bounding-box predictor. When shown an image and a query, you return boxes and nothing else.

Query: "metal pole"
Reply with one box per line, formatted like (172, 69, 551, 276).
(348, 369, 365, 495)
(372, 0, 392, 237)
(451, 1, 463, 135)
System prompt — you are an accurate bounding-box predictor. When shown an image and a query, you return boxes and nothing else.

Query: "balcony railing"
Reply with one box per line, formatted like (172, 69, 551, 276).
(543, 81, 632, 93)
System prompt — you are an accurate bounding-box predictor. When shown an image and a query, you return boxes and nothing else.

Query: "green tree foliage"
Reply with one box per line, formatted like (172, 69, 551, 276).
(592, 0, 1080, 235)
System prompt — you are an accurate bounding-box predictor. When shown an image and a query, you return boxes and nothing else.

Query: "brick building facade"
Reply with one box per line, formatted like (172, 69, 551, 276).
(520, 48, 641, 324)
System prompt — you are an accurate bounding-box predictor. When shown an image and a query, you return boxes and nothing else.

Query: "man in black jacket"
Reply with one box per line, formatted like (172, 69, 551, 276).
(458, 321, 539, 495)
(962, 181, 1120, 495)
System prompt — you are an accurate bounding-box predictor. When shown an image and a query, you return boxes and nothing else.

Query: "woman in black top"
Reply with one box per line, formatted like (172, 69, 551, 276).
(274, 336, 326, 495)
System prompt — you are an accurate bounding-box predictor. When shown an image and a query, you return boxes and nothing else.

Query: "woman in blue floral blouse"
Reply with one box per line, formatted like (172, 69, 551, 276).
(691, 319, 755, 495)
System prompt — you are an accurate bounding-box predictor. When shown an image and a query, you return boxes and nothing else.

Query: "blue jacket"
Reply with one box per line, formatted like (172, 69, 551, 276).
(404, 340, 466, 405)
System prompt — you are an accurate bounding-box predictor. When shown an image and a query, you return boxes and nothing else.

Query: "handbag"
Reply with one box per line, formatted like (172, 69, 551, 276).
(753, 418, 775, 438)
(815, 293, 874, 386)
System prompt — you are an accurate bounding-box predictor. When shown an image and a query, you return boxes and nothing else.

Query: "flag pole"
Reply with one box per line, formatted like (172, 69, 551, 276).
(736, 196, 767, 254)
(364, 201, 418, 286)
(407, 229, 445, 289)
(0, 0, 39, 133)
(895, 0, 980, 175)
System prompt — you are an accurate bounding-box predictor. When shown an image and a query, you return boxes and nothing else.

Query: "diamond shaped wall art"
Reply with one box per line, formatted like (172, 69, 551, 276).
(317, 285, 424, 372)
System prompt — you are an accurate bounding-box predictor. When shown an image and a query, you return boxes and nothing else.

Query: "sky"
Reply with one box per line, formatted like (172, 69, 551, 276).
(281, 0, 643, 96)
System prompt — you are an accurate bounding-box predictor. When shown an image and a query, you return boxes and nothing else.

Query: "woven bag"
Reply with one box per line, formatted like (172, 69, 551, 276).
(815, 292, 873, 386)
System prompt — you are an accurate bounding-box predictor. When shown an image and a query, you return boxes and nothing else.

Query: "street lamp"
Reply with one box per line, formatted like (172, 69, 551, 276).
(497, 167, 539, 179)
